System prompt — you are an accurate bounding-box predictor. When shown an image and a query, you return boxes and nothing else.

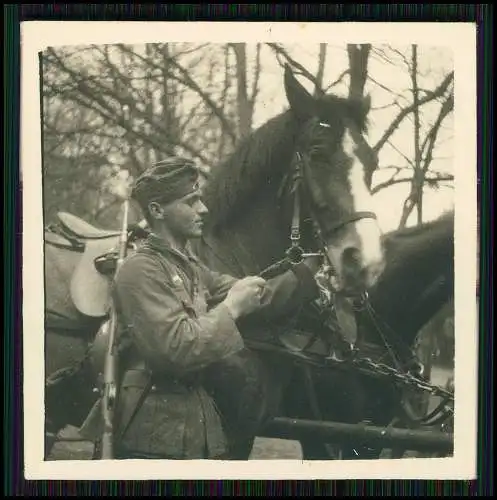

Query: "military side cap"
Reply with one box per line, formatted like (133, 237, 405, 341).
(132, 156, 201, 207)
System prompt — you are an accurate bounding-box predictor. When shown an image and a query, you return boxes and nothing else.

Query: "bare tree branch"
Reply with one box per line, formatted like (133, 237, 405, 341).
(266, 43, 324, 94)
(347, 44, 370, 99)
(390, 47, 411, 69)
(398, 71, 454, 229)
(420, 95, 454, 170)
(399, 45, 424, 228)
(371, 47, 401, 67)
(373, 71, 454, 154)
(371, 100, 402, 111)
(231, 43, 253, 139)
(371, 174, 454, 195)
(216, 45, 232, 162)
(118, 44, 237, 143)
(323, 70, 349, 92)
(250, 43, 262, 106)
(412, 45, 423, 224)
(46, 47, 215, 168)
(367, 75, 408, 102)
(314, 44, 327, 97)
(344, 44, 381, 189)
(173, 43, 210, 58)
(419, 97, 454, 180)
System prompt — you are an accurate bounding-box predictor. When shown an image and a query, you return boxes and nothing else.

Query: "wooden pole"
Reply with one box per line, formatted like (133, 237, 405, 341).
(260, 417, 453, 454)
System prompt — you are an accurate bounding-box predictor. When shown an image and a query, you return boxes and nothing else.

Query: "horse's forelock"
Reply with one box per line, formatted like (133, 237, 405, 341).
(316, 94, 370, 135)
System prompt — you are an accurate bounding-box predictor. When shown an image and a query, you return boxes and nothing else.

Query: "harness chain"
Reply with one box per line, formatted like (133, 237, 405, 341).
(244, 329, 454, 403)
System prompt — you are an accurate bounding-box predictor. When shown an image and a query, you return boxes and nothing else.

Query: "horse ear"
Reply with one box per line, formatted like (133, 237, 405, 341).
(284, 64, 316, 119)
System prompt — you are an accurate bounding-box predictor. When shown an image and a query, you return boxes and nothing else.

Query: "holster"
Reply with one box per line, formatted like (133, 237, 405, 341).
(78, 397, 104, 441)
(114, 365, 153, 442)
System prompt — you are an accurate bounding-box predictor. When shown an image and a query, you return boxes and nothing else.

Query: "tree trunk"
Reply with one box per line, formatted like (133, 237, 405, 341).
(346, 44, 378, 189)
(314, 44, 327, 97)
(399, 44, 424, 229)
(231, 43, 253, 140)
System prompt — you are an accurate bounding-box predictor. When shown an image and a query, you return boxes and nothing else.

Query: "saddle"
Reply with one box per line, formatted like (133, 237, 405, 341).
(57, 212, 122, 240)
(70, 235, 121, 318)
(46, 212, 123, 319)
(44, 229, 83, 251)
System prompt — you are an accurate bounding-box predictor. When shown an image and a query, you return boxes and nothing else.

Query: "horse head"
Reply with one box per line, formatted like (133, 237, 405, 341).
(186, 63, 386, 297)
(280, 65, 385, 296)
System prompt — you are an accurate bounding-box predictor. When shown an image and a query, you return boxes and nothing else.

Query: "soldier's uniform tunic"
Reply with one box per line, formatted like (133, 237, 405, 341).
(112, 233, 318, 459)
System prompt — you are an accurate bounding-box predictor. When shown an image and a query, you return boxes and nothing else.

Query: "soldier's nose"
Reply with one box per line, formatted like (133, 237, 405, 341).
(198, 201, 209, 214)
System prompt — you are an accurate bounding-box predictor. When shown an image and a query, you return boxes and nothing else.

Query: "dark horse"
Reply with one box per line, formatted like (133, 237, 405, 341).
(188, 65, 455, 458)
(279, 210, 455, 459)
(43, 65, 453, 460)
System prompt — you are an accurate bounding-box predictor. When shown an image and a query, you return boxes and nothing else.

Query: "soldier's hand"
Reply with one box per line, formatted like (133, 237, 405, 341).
(223, 276, 267, 319)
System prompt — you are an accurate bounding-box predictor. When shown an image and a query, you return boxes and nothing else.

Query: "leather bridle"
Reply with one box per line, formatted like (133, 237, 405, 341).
(261, 143, 378, 289)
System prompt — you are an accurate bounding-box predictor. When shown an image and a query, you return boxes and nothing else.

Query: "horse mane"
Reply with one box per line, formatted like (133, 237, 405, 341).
(202, 109, 299, 233)
(380, 209, 454, 283)
(385, 209, 454, 245)
(363, 209, 455, 348)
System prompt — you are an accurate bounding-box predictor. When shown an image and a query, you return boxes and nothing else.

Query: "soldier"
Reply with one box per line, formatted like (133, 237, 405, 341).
(111, 156, 320, 460)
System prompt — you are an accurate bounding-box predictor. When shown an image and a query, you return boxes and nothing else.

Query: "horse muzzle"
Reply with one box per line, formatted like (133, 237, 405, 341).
(326, 216, 386, 295)
(324, 244, 386, 297)
(342, 248, 385, 293)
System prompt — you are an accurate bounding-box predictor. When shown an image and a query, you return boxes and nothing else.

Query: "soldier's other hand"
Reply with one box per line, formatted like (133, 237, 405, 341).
(223, 276, 267, 320)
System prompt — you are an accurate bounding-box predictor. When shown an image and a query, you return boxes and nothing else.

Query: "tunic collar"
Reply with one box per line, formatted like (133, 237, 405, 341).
(145, 233, 200, 265)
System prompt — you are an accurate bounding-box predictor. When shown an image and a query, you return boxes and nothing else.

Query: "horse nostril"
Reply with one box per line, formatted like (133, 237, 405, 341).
(342, 247, 369, 286)
(342, 247, 361, 270)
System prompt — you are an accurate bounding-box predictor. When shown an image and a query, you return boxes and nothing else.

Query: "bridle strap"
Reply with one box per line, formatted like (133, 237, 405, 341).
(320, 210, 378, 239)
(290, 158, 303, 245)
(288, 151, 378, 258)
(265, 147, 380, 281)
(282, 152, 320, 266)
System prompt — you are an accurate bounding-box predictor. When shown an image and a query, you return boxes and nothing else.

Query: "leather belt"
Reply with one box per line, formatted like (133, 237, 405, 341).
(121, 367, 201, 394)
(151, 375, 199, 394)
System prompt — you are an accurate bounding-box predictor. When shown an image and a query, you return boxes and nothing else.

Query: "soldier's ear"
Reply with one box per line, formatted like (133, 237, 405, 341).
(148, 202, 165, 220)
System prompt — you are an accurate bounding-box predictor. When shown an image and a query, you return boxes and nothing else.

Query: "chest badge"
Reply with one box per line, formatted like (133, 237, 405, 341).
(172, 274, 184, 286)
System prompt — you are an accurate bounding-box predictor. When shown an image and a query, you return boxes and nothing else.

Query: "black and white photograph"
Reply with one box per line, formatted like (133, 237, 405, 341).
(22, 22, 478, 480)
